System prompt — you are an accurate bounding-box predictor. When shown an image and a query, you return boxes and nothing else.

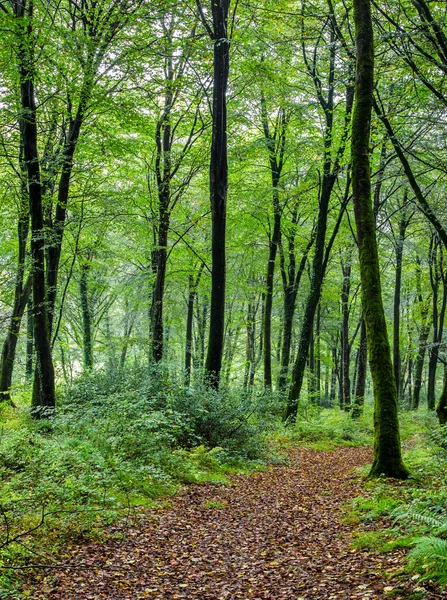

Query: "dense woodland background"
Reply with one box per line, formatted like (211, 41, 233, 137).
(1, 0, 447, 594)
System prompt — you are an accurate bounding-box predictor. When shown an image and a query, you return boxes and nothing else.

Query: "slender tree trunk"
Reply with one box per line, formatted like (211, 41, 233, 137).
(393, 211, 408, 400)
(351, 0, 407, 478)
(261, 98, 286, 389)
(330, 345, 337, 407)
(185, 266, 204, 385)
(263, 211, 280, 388)
(341, 262, 351, 409)
(120, 313, 136, 372)
(308, 326, 316, 401)
(315, 302, 321, 403)
(0, 173, 30, 401)
(352, 316, 367, 418)
(151, 218, 169, 362)
(79, 262, 93, 370)
(278, 231, 313, 390)
(413, 258, 430, 409)
(284, 173, 336, 419)
(26, 295, 34, 380)
(203, 0, 231, 388)
(436, 365, 447, 424)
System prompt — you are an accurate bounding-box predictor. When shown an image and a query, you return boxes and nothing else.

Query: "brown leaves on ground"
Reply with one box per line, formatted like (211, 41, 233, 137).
(24, 447, 443, 599)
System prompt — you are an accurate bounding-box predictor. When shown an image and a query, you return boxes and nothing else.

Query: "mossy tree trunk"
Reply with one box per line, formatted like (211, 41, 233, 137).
(352, 316, 367, 418)
(413, 256, 430, 409)
(351, 0, 408, 478)
(79, 259, 93, 371)
(341, 259, 352, 410)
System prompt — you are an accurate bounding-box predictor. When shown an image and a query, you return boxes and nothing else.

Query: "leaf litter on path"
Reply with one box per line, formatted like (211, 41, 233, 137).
(24, 447, 443, 599)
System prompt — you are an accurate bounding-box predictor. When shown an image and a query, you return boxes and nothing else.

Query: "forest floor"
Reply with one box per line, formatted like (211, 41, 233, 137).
(24, 446, 443, 600)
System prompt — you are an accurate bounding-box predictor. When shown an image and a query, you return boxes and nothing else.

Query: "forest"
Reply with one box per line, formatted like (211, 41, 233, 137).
(1, 0, 447, 597)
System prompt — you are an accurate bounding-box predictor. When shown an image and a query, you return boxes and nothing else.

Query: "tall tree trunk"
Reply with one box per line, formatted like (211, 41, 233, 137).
(185, 266, 204, 386)
(0, 171, 31, 401)
(15, 0, 55, 414)
(200, 0, 231, 388)
(261, 98, 287, 389)
(25, 295, 34, 380)
(413, 257, 430, 409)
(436, 366, 447, 424)
(278, 228, 314, 390)
(151, 218, 169, 362)
(351, 0, 407, 478)
(352, 316, 367, 418)
(341, 261, 352, 409)
(79, 261, 93, 370)
(244, 298, 256, 390)
(393, 206, 409, 400)
(427, 238, 447, 410)
(330, 345, 338, 407)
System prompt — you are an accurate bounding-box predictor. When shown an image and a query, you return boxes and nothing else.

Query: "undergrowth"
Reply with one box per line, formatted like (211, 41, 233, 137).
(0, 368, 274, 597)
(346, 409, 447, 589)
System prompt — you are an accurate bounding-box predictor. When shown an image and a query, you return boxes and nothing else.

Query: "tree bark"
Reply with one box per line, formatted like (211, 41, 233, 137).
(201, 0, 231, 389)
(393, 205, 409, 400)
(0, 167, 31, 401)
(15, 0, 55, 414)
(341, 261, 352, 409)
(412, 257, 430, 409)
(261, 97, 287, 389)
(351, 0, 407, 478)
(352, 316, 367, 418)
(79, 261, 93, 370)
(25, 295, 34, 380)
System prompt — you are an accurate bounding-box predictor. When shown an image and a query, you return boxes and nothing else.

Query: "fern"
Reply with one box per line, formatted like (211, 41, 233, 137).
(393, 506, 447, 536)
(408, 536, 447, 585)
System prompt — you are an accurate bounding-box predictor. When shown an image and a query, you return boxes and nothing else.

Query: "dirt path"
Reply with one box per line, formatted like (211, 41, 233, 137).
(26, 447, 442, 599)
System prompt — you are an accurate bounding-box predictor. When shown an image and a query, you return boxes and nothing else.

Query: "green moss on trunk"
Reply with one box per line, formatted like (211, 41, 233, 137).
(351, 0, 408, 479)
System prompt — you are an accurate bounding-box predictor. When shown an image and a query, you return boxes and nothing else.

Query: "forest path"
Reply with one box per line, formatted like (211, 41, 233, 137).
(27, 447, 441, 599)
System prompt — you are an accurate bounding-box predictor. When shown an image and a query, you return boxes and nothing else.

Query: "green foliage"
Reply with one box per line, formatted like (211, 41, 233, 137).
(277, 405, 373, 448)
(346, 415, 447, 587)
(0, 369, 271, 594)
(407, 537, 447, 585)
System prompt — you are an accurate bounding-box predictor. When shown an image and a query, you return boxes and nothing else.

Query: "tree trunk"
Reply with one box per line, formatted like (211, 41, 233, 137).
(351, 0, 407, 478)
(341, 261, 351, 409)
(413, 257, 430, 409)
(25, 295, 34, 380)
(261, 98, 286, 389)
(80, 262, 93, 370)
(14, 0, 55, 414)
(436, 366, 447, 424)
(352, 316, 367, 418)
(185, 266, 204, 386)
(330, 345, 337, 407)
(393, 209, 409, 400)
(0, 171, 30, 401)
(315, 302, 321, 403)
(203, 0, 231, 388)
(278, 229, 314, 390)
